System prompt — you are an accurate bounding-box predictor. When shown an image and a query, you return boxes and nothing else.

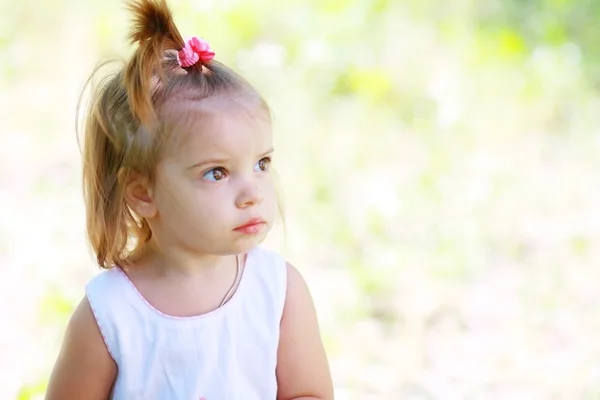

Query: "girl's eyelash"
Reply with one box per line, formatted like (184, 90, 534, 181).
(203, 166, 226, 174)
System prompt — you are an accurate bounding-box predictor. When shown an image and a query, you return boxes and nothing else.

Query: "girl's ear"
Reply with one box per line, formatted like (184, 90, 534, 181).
(124, 171, 157, 219)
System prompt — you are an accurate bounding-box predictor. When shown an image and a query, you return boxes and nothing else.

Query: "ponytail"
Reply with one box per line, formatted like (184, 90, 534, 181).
(124, 0, 185, 127)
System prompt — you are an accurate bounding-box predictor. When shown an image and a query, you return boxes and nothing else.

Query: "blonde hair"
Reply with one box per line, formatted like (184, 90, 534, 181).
(80, 0, 268, 268)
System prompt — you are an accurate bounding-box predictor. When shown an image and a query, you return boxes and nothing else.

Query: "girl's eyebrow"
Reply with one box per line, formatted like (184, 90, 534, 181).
(260, 148, 275, 157)
(187, 157, 229, 170)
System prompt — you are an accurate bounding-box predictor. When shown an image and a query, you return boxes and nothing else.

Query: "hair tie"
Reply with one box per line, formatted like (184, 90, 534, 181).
(177, 37, 215, 68)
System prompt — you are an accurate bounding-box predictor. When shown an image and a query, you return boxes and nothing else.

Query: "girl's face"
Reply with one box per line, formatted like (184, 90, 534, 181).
(149, 100, 277, 256)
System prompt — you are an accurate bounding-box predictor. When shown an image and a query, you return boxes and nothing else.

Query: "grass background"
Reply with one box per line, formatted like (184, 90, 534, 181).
(1, 0, 600, 398)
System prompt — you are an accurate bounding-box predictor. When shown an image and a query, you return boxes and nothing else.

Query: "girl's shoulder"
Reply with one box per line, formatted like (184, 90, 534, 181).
(246, 245, 288, 286)
(85, 266, 129, 300)
(247, 245, 287, 271)
(242, 246, 289, 306)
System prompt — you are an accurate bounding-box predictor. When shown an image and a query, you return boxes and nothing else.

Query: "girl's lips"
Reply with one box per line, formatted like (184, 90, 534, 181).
(233, 218, 266, 234)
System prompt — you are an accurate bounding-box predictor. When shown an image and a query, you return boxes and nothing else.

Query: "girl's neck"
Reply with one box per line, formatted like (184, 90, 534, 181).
(128, 241, 236, 279)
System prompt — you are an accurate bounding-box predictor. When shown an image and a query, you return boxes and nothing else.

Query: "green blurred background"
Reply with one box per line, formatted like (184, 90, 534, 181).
(2, 0, 600, 398)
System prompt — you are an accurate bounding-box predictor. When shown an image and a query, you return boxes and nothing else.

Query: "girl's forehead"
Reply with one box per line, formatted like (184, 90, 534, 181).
(164, 98, 273, 160)
(163, 91, 269, 124)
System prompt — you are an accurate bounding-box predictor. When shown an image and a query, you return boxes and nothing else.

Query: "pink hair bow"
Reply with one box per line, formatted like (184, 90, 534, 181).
(177, 37, 215, 68)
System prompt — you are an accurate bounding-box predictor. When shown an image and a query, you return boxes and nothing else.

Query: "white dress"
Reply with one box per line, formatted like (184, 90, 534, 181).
(85, 246, 287, 400)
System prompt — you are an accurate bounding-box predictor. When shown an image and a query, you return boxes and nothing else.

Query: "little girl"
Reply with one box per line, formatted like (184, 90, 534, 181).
(45, 0, 333, 398)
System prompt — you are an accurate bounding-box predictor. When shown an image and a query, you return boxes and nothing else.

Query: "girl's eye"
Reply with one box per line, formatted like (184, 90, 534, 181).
(254, 157, 271, 172)
(202, 167, 227, 181)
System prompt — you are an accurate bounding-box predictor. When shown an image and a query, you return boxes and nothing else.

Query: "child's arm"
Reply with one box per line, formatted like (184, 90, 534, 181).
(276, 263, 334, 400)
(45, 298, 117, 400)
